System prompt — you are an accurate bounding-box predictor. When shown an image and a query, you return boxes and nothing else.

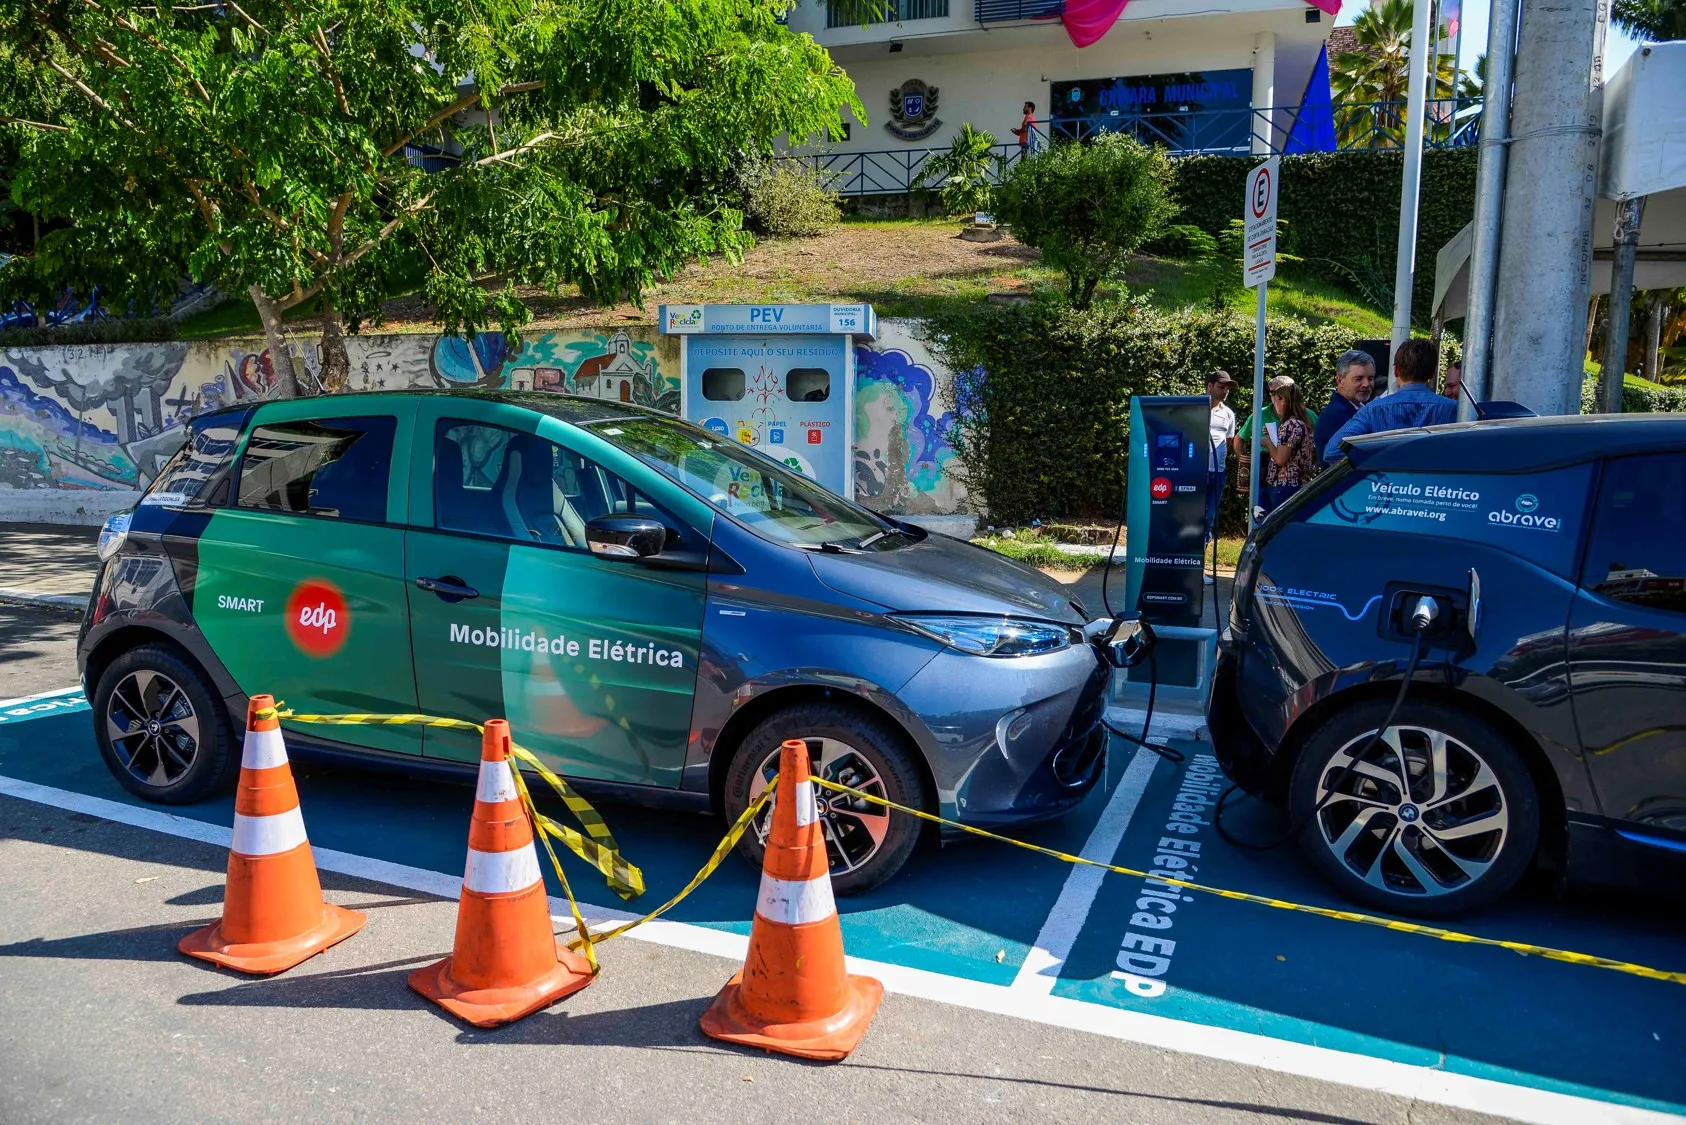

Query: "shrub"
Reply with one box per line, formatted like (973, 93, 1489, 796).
(741, 158, 841, 239)
(925, 300, 1358, 524)
(1140, 223, 1217, 260)
(911, 124, 1002, 217)
(1169, 148, 1478, 328)
(1581, 376, 1686, 414)
(0, 315, 179, 347)
(993, 134, 1178, 309)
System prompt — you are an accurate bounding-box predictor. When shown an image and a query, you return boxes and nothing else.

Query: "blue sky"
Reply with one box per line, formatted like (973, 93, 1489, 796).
(1333, 0, 1642, 79)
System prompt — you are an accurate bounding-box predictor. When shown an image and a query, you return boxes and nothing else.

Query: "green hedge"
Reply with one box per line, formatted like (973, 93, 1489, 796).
(926, 301, 1361, 526)
(1170, 149, 1478, 328)
(1580, 376, 1686, 414)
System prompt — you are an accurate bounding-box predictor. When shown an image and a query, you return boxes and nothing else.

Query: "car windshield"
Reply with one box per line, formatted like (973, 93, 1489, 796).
(580, 414, 905, 551)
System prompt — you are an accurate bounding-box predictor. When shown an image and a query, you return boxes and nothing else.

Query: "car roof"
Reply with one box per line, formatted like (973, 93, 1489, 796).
(189, 388, 663, 428)
(1345, 412, 1686, 473)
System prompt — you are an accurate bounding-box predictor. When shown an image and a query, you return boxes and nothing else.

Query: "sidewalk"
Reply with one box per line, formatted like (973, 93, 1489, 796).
(0, 523, 101, 610)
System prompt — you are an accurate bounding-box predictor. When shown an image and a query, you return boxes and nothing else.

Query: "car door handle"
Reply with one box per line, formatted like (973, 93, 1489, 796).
(415, 575, 478, 602)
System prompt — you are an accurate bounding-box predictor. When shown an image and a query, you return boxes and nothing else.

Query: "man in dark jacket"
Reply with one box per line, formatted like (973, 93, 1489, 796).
(1324, 339, 1459, 463)
(1313, 349, 1376, 467)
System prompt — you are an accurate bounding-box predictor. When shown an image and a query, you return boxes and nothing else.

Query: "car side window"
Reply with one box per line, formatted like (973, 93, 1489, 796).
(1580, 453, 1686, 615)
(434, 419, 686, 550)
(236, 415, 395, 523)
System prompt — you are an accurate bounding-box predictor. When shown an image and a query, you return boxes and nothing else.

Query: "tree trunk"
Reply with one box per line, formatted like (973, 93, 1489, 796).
(250, 284, 302, 399)
(1643, 293, 1665, 383)
(1583, 294, 1601, 361)
(319, 298, 351, 394)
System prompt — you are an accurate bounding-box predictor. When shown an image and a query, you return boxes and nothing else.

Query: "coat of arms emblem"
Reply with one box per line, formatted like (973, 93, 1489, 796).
(886, 78, 941, 141)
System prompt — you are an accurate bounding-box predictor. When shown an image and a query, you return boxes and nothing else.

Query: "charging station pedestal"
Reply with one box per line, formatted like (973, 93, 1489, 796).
(1118, 395, 1219, 715)
(659, 303, 876, 497)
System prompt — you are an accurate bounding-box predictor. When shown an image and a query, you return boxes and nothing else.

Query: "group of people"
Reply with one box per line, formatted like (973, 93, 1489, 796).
(1204, 339, 1462, 547)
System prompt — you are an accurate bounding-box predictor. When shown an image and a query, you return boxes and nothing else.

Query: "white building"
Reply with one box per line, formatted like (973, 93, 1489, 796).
(783, 0, 1334, 187)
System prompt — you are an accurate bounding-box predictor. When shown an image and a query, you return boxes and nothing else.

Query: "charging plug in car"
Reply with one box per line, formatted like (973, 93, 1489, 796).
(1100, 612, 1157, 669)
(1379, 583, 1467, 650)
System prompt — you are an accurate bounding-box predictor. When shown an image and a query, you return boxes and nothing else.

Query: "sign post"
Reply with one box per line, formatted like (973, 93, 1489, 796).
(1243, 157, 1279, 533)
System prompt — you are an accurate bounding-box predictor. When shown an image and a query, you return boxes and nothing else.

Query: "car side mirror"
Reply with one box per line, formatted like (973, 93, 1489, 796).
(585, 515, 666, 560)
(1102, 612, 1157, 669)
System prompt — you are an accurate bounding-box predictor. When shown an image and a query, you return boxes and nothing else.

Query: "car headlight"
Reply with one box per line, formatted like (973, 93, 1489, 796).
(97, 511, 132, 562)
(896, 614, 1073, 657)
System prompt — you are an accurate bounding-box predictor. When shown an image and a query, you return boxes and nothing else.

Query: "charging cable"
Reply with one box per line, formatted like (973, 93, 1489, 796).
(1211, 595, 1436, 852)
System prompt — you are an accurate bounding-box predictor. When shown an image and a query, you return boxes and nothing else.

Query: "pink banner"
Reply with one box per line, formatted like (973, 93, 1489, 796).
(1062, 0, 1338, 47)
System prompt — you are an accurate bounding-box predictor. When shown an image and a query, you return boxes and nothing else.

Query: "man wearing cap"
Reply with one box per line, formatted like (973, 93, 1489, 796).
(1205, 371, 1237, 582)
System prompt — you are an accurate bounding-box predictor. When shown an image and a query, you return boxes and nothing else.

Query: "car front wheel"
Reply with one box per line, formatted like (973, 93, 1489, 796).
(1288, 699, 1540, 918)
(723, 702, 927, 895)
(93, 643, 237, 804)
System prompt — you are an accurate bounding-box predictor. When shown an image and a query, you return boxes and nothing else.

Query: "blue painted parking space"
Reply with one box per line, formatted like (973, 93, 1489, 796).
(4, 688, 1684, 1118)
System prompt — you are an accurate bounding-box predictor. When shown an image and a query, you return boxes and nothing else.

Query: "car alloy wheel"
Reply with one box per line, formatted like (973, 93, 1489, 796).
(105, 668, 202, 787)
(1313, 724, 1511, 899)
(748, 737, 893, 879)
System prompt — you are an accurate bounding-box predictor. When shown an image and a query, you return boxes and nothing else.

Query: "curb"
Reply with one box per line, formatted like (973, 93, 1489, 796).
(0, 588, 88, 612)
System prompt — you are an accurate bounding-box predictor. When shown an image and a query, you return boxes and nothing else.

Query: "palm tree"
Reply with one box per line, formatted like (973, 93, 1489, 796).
(1330, 0, 1460, 149)
(1611, 0, 1686, 41)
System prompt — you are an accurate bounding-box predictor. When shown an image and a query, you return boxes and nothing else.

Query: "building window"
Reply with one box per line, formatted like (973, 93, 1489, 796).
(827, 0, 949, 29)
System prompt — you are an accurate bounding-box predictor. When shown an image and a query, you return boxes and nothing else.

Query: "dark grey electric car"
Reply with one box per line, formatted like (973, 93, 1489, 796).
(1210, 413, 1686, 916)
(80, 390, 1111, 892)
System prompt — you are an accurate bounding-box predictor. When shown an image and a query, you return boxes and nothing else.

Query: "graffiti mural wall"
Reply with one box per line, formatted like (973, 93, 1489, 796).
(1, 321, 970, 519)
(853, 318, 970, 516)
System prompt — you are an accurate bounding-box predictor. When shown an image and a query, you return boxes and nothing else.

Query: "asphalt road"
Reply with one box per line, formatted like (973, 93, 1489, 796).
(0, 602, 1520, 1125)
(0, 794, 1505, 1125)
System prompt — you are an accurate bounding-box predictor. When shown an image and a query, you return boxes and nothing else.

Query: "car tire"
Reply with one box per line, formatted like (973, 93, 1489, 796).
(93, 643, 237, 805)
(723, 702, 927, 896)
(1288, 699, 1540, 918)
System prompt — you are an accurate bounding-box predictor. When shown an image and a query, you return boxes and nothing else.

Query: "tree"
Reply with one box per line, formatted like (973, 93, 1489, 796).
(0, 1, 861, 394)
(910, 124, 1001, 217)
(991, 133, 1176, 309)
(1611, 0, 1686, 41)
(1330, 0, 1459, 149)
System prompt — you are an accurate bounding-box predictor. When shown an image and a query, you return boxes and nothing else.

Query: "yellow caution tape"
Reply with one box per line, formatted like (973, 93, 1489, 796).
(810, 777, 1686, 988)
(254, 704, 1685, 990)
(266, 706, 653, 972)
(564, 779, 775, 952)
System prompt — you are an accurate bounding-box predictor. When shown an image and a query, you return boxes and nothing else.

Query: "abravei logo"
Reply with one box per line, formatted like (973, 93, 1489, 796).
(1488, 493, 1560, 531)
(285, 579, 349, 658)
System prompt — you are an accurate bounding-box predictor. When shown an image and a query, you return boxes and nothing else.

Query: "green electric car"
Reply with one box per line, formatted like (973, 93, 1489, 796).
(81, 390, 1111, 891)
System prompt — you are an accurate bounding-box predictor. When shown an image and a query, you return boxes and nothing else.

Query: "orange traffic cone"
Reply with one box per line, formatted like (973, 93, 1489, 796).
(409, 719, 595, 1027)
(700, 738, 883, 1061)
(179, 695, 366, 975)
(524, 647, 605, 740)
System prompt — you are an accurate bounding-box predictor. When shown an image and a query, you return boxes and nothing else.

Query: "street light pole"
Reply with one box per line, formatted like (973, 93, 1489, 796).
(1389, 0, 1437, 371)
(1460, 0, 1520, 418)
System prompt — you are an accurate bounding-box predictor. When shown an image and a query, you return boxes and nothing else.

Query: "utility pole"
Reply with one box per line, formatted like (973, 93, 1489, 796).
(1388, 0, 1437, 371)
(1598, 197, 1646, 412)
(1490, 0, 1605, 415)
(1460, 0, 1520, 417)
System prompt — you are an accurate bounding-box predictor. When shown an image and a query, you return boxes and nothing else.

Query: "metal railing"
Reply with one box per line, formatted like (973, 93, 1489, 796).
(975, 0, 1063, 21)
(786, 98, 1483, 196)
(827, 0, 949, 26)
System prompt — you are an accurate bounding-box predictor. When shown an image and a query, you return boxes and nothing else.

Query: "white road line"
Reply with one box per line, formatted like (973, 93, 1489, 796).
(0, 685, 87, 708)
(1013, 744, 1159, 994)
(0, 772, 1677, 1125)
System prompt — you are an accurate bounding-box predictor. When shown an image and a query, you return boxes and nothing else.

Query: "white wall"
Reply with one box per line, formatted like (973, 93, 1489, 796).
(791, 4, 1329, 155)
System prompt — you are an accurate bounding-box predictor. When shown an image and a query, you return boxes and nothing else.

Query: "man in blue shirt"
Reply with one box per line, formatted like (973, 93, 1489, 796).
(1324, 338, 1459, 463)
(1312, 349, 1377, 467)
